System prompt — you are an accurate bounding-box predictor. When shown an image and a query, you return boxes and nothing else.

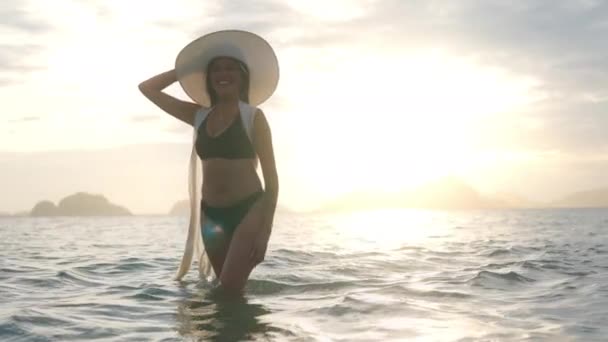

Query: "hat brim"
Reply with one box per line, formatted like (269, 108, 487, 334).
(175, 30, 279, 107)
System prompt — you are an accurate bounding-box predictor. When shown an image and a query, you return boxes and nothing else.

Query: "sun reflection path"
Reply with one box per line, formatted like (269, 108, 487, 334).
(318, 209, 460, 252)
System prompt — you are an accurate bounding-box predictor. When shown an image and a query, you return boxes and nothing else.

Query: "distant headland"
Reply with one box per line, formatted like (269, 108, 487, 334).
(169, 200, 189, 216)
(2, 181, 607, 217)
(313, 177, 608, 213)
(165, 178, 608, 215)
(29, 192, 132, 217)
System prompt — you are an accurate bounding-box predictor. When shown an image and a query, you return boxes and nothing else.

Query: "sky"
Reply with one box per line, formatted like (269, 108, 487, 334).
(1, 0, 607, 214)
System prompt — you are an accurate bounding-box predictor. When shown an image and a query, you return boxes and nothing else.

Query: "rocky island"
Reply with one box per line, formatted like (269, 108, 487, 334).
(30, 192, 132, 216)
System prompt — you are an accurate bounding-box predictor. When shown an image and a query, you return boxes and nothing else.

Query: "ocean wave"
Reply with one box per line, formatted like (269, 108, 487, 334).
(467, 270, 536, 285)
(246, 279, 356, 296)
(15, 276, 63, 289)
(1, 210, 607, 341)
(302, 296, 381, 317)
(0, 266, 42, 274)
(110, 262, 157, 272)
(123, 286, 180, 302)
(406, 288, 472, 299)
(0, 322, 39, 342)
(11, 310, 72, 327)
(488, 248, 512, 257)
(125, 292, 165, 301)
(56, 270, 105, 287)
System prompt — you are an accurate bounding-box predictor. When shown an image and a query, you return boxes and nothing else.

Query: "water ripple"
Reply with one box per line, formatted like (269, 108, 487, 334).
(1, 210, 607, 341)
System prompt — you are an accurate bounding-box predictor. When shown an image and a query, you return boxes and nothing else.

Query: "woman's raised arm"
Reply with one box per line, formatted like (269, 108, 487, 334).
(138, 69, 200, 126)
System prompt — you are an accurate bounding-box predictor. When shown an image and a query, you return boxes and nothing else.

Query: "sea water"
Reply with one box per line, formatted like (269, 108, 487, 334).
(1, 208, 607, 341)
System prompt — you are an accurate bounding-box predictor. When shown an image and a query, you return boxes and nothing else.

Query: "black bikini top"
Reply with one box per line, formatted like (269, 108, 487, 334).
(196, 113, 256, 160)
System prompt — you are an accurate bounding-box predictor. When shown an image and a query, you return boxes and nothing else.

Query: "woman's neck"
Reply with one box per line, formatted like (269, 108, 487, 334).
(214, 97, 240, 115)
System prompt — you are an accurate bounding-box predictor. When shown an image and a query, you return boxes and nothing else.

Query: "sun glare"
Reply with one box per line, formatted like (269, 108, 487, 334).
(3, 2, 542, 211)
(281, 49, 539, 204)
(324, 209, 452, 251)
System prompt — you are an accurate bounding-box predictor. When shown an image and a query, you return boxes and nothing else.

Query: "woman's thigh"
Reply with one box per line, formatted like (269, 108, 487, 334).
(201, 213, 231, 277)
(218, 199, 267, 292)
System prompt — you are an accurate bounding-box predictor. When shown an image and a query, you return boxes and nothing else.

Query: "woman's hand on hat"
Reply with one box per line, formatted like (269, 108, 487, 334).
(138, 69, 199, 126)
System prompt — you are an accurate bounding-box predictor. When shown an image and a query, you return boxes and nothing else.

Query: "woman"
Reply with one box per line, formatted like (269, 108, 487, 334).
(138, 30, 279, 294)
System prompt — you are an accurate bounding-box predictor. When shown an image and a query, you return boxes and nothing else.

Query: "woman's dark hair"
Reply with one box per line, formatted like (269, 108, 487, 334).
(205, 57, 250, 105)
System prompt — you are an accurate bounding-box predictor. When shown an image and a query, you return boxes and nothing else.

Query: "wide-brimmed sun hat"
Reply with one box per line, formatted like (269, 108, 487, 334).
(175, 29, 279, 107)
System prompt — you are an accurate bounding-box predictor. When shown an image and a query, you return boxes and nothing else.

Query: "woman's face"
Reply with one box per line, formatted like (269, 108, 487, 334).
(207, 57, 243, 99)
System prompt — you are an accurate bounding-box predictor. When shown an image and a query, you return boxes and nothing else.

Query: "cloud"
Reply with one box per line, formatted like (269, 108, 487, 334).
(450, 1, 608, 98)
(516, 98, 608, 152)
(0, 1, 52, 86)
(7, 116, 40, 124)
(152, 0, 607, 156)
(0, 6, 52, 33)
(0, 77, 13, 86)
(0, 44, 45, 86)
(0, 44, 44, 69)
(164, 123, 191, 135)
(337, 0, 608, 154)
(2, 0, 606, 163)
(174, 1, 306, 46)
(129, 115, 159, 123)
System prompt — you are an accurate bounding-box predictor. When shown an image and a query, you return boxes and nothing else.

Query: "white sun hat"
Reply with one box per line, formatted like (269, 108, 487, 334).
(175, 29, 280, 107)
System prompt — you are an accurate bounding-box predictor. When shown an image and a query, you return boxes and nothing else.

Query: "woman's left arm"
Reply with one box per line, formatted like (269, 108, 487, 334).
(253, 109, 279, 235)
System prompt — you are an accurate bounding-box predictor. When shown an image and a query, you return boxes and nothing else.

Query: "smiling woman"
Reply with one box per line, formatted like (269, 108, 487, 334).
(138, 30, 280, 296)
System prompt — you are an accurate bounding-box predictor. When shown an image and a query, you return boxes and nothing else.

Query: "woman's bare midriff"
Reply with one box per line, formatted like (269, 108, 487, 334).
(202, 158, 262, 206)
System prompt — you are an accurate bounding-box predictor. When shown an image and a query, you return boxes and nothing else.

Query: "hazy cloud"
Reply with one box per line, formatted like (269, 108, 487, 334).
(0, 44, 44, 69)
(519, 98, 608, 152)
(0, 0, 50, 86)
(0, 5, 52, 33)
(337, 0, 608, 153)
(164, 123, 191, 135)
(325, 1, 608, 90)
(193, 0, 608, 99)
(1, 0, 607, 209)
(129, 115, 159, 123)
(0, 77, 12, 86)
(7, 116, 40, 124)
(0, 44, 45, 86)
(140, 0, 607, 155)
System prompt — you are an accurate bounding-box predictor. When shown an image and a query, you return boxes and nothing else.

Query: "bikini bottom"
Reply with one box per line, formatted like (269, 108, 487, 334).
(201, 191, 264, 243)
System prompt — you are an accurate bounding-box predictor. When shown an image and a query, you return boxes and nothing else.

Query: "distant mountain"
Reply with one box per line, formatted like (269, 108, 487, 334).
(169, 200, 189, 216)
(406, 177, 508, 209)
(319, 177, 509, 212)
(550, 188, 608, 208)
(490, 192, 542, 208)
(318, 179, 608, 213)
(31, 200, 58, 216)
(30, 192, 132, 216)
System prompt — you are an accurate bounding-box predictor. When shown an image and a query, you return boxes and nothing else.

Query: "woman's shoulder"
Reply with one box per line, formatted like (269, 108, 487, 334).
(194, 106, 213, 129)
